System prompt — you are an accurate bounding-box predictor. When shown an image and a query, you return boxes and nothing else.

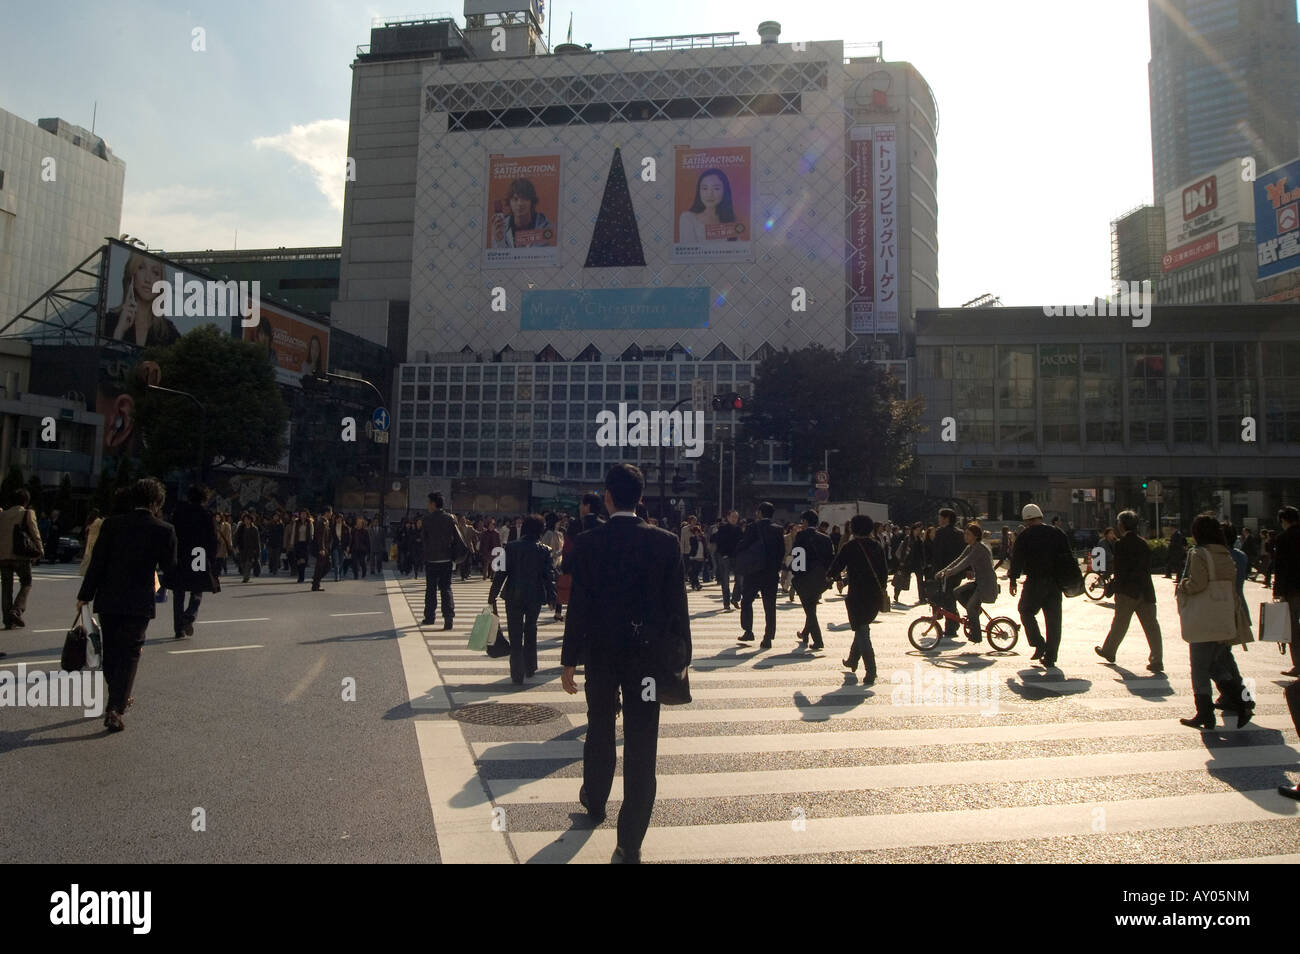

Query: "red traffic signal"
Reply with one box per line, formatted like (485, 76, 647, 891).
(711, 392, 744, 412)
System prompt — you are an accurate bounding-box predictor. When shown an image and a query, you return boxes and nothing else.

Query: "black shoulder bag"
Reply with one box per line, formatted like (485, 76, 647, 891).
(13, 508, 42, 560)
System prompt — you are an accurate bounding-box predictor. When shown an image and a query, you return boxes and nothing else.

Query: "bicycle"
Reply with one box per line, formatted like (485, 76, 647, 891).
(907, 599, 1020, 653)
(1083, 569, 1112, 602)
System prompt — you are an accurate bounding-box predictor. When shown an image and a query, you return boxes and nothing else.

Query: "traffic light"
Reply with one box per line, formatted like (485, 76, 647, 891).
(1141, 480, 1149, 490)
(711, 392, 744, 412)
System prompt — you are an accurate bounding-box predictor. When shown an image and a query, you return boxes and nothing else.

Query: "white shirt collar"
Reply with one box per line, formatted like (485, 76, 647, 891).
(611, 510, 638, 518)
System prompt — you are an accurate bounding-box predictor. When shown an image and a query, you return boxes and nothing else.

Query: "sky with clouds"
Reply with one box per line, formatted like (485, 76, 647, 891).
(1, 0, 1283, 307)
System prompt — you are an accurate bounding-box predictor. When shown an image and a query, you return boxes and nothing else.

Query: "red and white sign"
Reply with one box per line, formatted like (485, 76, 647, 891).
(1162, 233, 1219, 272)
(1164, 157, 1253, 251)
(1183, 175, 1218, 220)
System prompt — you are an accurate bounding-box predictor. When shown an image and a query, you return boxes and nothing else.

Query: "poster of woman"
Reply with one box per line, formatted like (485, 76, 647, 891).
(672, 144, 753, 264)
(240, 301, 329, 389)
(484, 153, 561, 269)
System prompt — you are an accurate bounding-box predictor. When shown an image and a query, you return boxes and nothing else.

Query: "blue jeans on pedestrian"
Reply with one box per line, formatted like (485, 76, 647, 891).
(714, 553, 733, 607)
(332, 544, 345, 581)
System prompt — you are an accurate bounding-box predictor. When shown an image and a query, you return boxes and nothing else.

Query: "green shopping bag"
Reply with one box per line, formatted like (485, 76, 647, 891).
(468, 607, 498, 652)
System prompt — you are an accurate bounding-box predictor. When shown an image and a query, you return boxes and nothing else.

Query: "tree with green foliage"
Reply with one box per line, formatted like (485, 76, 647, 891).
(131, 325, 288, 478)
(743, 346, 924, 500)
(25, 475, 44, 514)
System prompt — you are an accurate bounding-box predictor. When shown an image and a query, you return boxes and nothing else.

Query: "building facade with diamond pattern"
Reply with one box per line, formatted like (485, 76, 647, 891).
(335, 14, 937, 510)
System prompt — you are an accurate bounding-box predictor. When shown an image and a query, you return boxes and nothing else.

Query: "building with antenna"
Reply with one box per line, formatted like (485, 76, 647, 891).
(333, 4, 938, 515)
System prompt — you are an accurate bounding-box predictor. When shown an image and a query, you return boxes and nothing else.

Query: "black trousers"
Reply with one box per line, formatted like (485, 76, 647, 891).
(1018, 582, 1062, 661)
(794, 579, 824, 642)
(267, 547, 280, 575)
(505, 600, 540, 682)
(311, 550, 330, 586)
(583, 658, 661, 854)
(170, 589, 202, 636)
(294, 542, 309, 583)
(100, 612, 150, 714)
(424, 561, 454, 621)
(937, 576, 959, 636)
(741, 572, 778, 638)
(0, 559, 34, 623)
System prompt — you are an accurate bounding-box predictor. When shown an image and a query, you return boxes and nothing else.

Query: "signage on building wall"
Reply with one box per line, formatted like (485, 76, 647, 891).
(1163, 156, 1252, 250)
(484, 153, 561, 270)
(846, 125, 899, 335)
(520, 287, 710, 330)
(671, 144, 754, 264)
(1255, 156, 1300, 282)
(847, 131, 874, 333)
(1161, 232, 1219, 272)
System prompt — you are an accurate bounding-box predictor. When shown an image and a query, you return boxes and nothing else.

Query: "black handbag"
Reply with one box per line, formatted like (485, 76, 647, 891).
(485, 630, 512, 658)
(1058, 547, 1086, 598)
(13, 510, 42, 559)
(60, 613, 87, 672)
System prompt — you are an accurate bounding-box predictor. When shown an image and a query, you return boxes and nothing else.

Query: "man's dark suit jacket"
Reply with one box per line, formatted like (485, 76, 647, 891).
(561, 513, 605, 575)
(561, 515, 691, 673)
(78, 510, 178, 619)
(735, 518, 785, 576)
(931, 523, 965, 577)
(163, 499, 218, 593)
(489, 537, 553, 608)
(1112, 531, 1157, 603)
(1273, 524, 1300, 598)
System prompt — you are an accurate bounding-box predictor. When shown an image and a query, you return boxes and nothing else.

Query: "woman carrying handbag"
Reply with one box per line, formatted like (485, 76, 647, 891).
(488, 514, 552, 684)
(1176, 514, 1253, 730)
(826, 514, 889, 684)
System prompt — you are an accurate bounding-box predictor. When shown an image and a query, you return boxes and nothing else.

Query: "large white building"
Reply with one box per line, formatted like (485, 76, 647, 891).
(0, 110, 126, 326)
(334, 6, 938, 507)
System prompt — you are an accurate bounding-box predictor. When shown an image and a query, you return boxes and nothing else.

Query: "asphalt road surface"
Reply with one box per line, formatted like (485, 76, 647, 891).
(3, 559, 1297, 864)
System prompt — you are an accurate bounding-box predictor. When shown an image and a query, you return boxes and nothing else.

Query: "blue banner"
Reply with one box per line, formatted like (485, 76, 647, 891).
(521, 287, 710, 330)
(1255, 158, 1300, 281)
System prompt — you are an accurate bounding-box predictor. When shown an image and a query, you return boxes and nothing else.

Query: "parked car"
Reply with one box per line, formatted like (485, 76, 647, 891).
(54, 534, 84, 564)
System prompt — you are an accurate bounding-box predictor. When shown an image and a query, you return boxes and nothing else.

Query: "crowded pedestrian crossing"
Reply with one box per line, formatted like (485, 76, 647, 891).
(393, 571, 1300, 864)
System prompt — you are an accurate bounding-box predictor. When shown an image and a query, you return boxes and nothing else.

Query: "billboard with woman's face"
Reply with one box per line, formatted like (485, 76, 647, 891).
(241, 301, 329, 389)
(672, 144, 753, 264)
(484, 153, 561, 269)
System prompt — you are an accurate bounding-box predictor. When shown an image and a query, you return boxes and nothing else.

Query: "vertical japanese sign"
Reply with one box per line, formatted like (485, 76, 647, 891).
(873, 125, 899, 333)
(1255, 157, 1300, 282)
(847, 128, 874, 333)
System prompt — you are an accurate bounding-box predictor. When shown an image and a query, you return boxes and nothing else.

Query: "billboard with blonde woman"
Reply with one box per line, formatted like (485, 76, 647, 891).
(672, 144, 753, 264)
(484, 153, 561, 269)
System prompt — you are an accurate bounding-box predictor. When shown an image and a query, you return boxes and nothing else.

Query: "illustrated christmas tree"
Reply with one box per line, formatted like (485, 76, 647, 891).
(584, 146, 646, 268)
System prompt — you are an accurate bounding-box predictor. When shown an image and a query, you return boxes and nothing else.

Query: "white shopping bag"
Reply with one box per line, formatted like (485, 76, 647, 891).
(1258, 601, 1294, 643)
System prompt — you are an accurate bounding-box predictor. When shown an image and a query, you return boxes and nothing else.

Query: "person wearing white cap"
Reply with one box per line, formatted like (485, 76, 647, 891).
(1007, 503, 1074, 667)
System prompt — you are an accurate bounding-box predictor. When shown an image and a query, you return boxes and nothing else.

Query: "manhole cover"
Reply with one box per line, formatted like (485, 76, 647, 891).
(451, 703, 563, 726)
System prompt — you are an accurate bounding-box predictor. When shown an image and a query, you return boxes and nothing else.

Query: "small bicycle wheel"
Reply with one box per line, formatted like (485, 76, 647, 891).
(1084, 571, 1107, 602)
(985, 616, 1019, 652)
(908, 616, 943, 652)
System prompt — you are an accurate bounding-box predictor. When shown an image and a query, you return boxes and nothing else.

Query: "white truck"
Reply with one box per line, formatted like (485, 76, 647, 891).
(815, 500, 889, 530)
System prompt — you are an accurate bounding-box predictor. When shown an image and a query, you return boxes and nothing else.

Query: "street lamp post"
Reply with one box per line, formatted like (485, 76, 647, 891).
(147, 384, 207, 485)
(315, 372, 390, 533)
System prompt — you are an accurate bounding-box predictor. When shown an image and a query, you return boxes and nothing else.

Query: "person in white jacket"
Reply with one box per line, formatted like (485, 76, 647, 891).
(935, 522, 998, 643)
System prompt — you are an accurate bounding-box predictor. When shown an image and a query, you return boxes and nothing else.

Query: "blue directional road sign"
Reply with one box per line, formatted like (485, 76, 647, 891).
(372, 407, 391, 432)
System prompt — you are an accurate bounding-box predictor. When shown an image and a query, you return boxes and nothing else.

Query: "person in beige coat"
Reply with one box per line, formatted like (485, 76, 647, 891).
(1176, 513, 1253, 730)
(78, 510, 104, 576)
(0, 489, 45, 632)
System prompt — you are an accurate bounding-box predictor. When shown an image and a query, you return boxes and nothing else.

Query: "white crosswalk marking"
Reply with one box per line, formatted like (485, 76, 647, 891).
(397, 572, 1300, 863)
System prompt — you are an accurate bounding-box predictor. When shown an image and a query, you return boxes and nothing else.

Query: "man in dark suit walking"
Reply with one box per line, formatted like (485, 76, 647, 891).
(561, 464, 691, 864)
(164, 483, 219, 639)
(734, 501, 785, 649)
(1271, 506, 1300, 677)
(421, 492, 468, 629)
(77, 477, 178, 732)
